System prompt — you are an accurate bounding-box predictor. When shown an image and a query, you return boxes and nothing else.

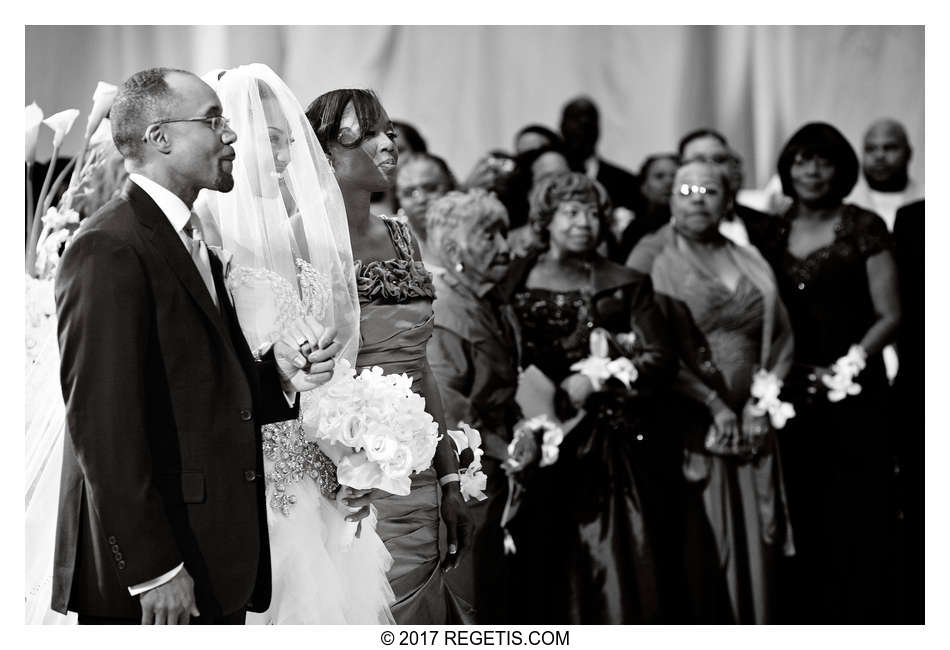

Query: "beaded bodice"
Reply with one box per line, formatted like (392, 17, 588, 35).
(226, 258, 339, 515)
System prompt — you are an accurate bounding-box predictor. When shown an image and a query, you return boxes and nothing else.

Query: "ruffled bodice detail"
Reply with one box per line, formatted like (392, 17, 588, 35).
(355, 258, 435, 304)
(354, 217, 435, 376)
(354, 218, 434, 305)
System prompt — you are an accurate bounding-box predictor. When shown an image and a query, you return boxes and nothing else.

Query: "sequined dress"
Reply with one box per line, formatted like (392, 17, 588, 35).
(226, 258, 395, 625)
(507, 265, 675, 624)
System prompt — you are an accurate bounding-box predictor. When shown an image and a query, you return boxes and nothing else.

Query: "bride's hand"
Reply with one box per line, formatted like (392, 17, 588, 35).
(337, 486, 386, 539)
(274, 318, 340, 392)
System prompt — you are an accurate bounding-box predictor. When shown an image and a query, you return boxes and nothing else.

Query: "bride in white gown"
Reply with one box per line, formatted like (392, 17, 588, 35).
(196, 64, 395, 624)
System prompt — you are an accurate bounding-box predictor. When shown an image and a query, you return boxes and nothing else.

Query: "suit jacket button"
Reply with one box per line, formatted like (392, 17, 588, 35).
(245, 470, 257, 482)
(108, 536, 117, 545)
(115, 552, 123, 561)
(117, 560, 126, 570)
(111, 544, 120, 553)
(240, 409, 252, 421)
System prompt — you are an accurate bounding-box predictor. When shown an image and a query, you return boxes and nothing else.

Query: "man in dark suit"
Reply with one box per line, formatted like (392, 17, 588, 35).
(677, 128, 774, 251)
(559, 97, 640, 263)
(53, 67, 338, 625)
(559, 96, 639, 211)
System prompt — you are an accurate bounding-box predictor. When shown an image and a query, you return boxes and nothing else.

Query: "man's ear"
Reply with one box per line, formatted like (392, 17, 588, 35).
(144, 124, 172, 155)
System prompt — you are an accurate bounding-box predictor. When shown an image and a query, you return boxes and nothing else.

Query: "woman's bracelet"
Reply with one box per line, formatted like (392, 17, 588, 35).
(438, 473, 461, 487)
(703, 390, 719, 407)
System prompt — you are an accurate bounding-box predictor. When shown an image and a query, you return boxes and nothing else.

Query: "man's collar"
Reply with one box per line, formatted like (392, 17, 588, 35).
(129, 173, 192, 233)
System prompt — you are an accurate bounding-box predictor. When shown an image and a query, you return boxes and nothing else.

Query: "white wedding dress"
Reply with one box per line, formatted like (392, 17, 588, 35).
(226, 258, 395, 625)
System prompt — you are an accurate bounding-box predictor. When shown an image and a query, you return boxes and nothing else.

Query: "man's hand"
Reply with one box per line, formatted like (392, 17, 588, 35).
(440, 486, 472, 573)
(706, 397, 739, 453)
(139, 567, 200, 625)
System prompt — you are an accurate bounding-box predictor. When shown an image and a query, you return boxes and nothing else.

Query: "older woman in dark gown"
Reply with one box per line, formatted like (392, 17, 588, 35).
(506, 171, 677, 624)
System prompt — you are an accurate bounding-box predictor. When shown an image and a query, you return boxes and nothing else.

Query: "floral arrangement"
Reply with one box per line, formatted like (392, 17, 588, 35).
(26, 81, 118, 279)
(446, 422, 488, 503)
(748, 369, 796, 429)
(822, 345, 866, 402)
(569, 327, 638, 390)
(502, 414, 564, 474)
(300, 359, 440, 496)
(499, 414, 566, 555)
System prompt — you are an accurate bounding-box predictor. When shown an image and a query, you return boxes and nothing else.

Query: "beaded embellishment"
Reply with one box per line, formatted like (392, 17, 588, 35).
(227, 260, 339, 515)
(262, 419, 339, 516)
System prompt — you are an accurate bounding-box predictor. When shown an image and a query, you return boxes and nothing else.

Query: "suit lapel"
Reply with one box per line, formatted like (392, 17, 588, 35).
(124, 181, 233, 345)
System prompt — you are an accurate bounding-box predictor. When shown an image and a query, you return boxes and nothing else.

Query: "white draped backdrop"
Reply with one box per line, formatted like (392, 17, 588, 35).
(26, 24, 923, 196)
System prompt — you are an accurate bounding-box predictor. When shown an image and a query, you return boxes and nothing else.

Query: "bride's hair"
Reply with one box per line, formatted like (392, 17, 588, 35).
(306, 89, 386, 154)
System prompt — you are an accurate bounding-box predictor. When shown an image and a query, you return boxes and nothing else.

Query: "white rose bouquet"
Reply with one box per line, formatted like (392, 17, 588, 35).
(301, 359, 440, 497)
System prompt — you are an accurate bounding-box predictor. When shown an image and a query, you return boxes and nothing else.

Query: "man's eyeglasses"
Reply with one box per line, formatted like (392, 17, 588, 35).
(142, 115, 231, 142)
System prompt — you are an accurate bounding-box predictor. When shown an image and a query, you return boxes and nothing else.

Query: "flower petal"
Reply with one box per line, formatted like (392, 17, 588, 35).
(43, 108, 80, 149)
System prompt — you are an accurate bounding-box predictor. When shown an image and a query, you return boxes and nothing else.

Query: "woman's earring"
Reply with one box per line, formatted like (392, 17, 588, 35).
(454, 261, 464, 273)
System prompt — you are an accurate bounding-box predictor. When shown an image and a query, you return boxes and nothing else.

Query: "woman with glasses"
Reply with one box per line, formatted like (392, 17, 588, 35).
(305, 89, 473, 624)
(196, 65, 395, 624)
(647, 161, 795, 623)
(758, 123, 901, 623)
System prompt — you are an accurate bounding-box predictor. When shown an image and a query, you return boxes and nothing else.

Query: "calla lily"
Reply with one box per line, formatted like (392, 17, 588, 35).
(768, 401, 796, 429)
(606, 357, 639, 389)
(89, 117, 113, 146)
(589, 327, 610, 358)
(570, 355, 611, 390)
(84, 81, 118, 140)
(25, 102, 44, 164)
(446, 428, 469, 458)
(43, 108, 80, 149)
(459, 470, 488, 502)
(616, 331, 637, 354)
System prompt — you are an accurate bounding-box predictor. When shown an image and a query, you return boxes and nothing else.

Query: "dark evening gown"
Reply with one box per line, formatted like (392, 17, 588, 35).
(507, 263, 676, 624)
(761, 204, 899, 623)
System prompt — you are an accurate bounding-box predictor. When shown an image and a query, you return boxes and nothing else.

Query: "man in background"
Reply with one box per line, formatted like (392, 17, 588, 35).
(846, 118, 924, 231)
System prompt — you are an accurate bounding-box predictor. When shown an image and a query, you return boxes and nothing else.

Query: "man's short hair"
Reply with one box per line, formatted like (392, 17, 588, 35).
(111, 67, 190, 162)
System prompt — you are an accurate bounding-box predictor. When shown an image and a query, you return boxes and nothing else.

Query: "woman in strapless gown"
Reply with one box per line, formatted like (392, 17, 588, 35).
(307, 88, 473, 624)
